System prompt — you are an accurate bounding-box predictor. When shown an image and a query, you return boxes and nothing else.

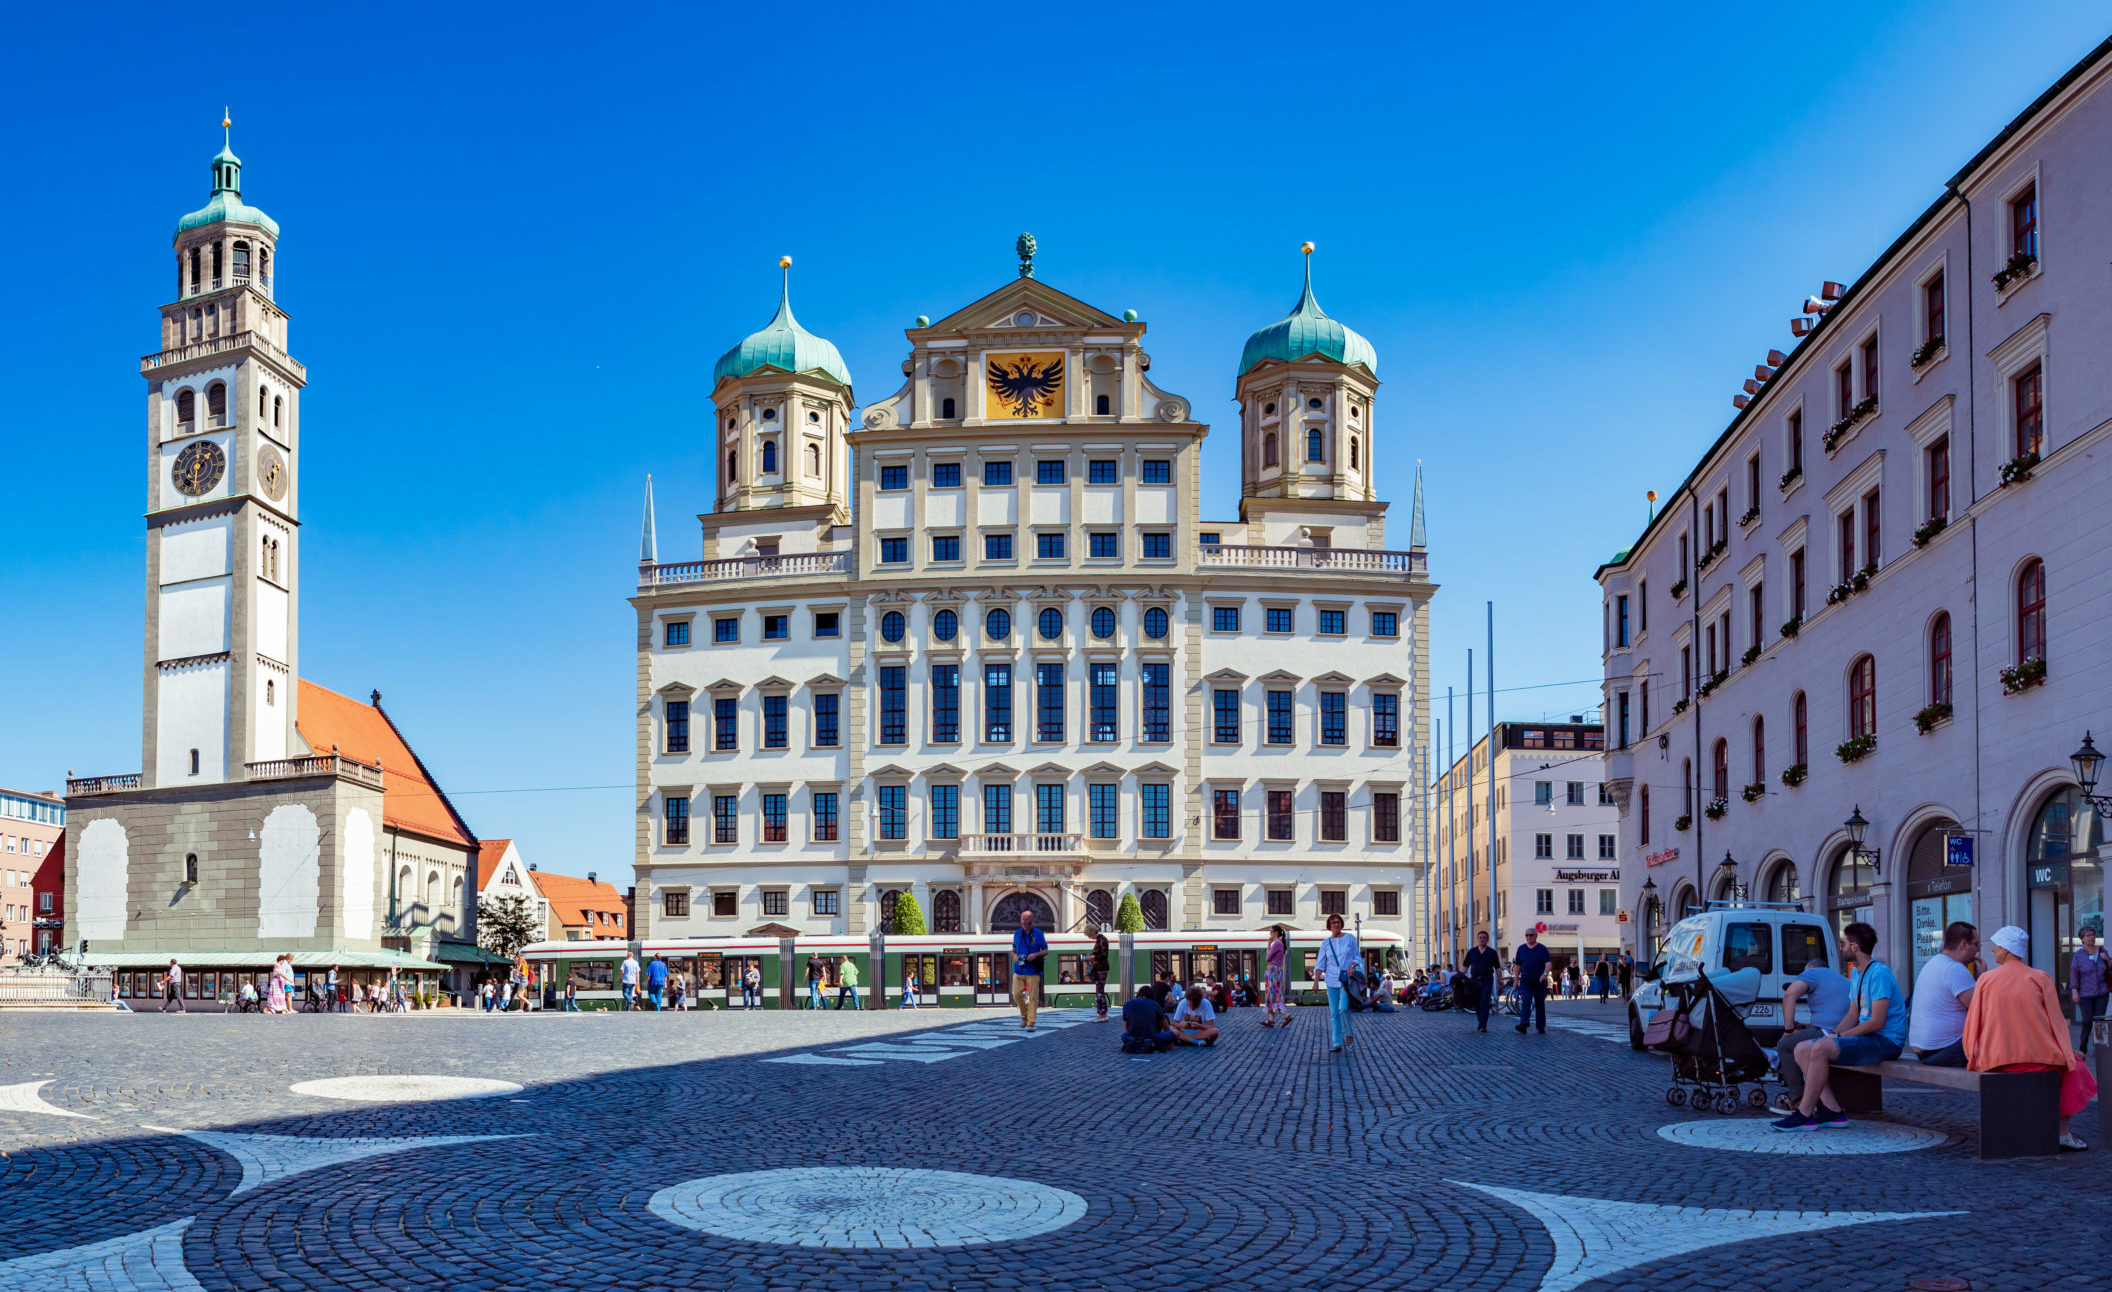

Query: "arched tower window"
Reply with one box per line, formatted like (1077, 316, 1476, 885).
(257, 245, 270, 290)
(258, 385, 268, 418)
(1349, 437, 1360, 469)
(211, 242, 223, 287)
(806, 443, 821, 477)
(1262, 433, 1278, 468)
(727, 449, 738, 483)
(188, 246, 201, 293)
(941, 396, 957, 419)
(1929, 611, 1953, 706)
(206, 382, 227, 428)
(2017, 558, 2046, 666)
(272, 395, 282, 428)
(1306, 428, 1324, 462)
(760, 440, 778, 475)
(232, 241, 251, 283)
(176, 389, 196, 428)
(1848, 654, 1876, 739)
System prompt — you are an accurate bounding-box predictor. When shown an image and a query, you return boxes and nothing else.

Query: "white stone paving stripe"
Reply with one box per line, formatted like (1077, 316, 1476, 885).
(0, 1079, 94, 1120)
(761, 1053, 882, 1066)
(1657, 1118, 1950, 1155)
(0, 1218, 202, 1292)
(143, 1126, 527, 1196)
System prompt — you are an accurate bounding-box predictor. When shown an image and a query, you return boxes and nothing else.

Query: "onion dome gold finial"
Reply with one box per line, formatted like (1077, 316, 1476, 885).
(1301, 241, 1314, 255)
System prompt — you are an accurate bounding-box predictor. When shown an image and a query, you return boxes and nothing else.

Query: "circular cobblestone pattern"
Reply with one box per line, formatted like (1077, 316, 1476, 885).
(1658, 1117, 1951, 1154)
(288, 1075, 524, 1102)
(648, 1165, 1089, 1248)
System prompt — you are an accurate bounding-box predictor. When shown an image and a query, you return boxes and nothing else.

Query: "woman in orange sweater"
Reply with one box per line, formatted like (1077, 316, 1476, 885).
(1963, 925, 2096, 1151)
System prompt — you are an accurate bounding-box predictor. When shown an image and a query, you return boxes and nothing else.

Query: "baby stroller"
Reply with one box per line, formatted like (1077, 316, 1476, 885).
(1641, 968, 1772, 1114)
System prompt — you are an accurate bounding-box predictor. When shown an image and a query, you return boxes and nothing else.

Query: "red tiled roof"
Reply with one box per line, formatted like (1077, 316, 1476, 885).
(295, 681, 476, 849)
(476, 840, 515, 892)
(530, 869, 627, 935)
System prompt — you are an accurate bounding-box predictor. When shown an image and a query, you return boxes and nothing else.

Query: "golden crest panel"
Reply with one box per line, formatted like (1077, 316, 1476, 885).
(983, 351, 1065, 419)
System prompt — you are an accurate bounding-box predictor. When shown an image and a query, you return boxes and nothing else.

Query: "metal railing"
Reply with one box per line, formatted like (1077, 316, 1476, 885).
(640, 550, 851, 589)
(1199, 543, 1424, 576)
(959, 833, 1086, 855)
(66, 773, 142, 796)
(246, 754, 386, 789)
(0, 969, 115, 1008)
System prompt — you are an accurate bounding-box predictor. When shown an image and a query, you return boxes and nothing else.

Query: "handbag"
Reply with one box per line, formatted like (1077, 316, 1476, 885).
(1642, 1006, 1691, 1047)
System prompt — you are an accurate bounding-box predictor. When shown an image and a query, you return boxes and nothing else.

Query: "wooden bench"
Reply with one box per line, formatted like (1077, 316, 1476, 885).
(1828, 1060, 2060, 1159)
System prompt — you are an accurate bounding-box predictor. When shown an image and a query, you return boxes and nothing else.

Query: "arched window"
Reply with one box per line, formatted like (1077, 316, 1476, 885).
(806, 443, 821, 476)
(1766, 862, 1799, 905)
(933, 889, 962, 933)
(1827, 845, 1874, 936)
(259, 385, 269, 418)
(1675, 884, 1701, 922)
(1711, 739, 1728, 801)
(450, 874, 465, 911)
(425, 870, 440, 908)
(1306, 428, 1324, 462)
(1793, 691, 1808, 766)
(941, 396, 957, 419)
(1848, 654, 1876, 739)
(396, 865, 414, 916)
(257, 245, 270, 289)
(1086, 888, 1114, 930)
(1929, 612, 1952, 706)
(1349, 437, 1360, 469)
(272, 395, 282, 427)
(188, 245, 201, 291)
(760, 440, 777, 475)
(1751, 716, 1765, 782)
(1262, 432, 1278, 468)
(184, 853, 199, 884)
(1639, 783, 1651, 845)
(2017, 558, 2046, 665)
(206, 382, 227, 427)
(1140, 889, 1169, 931)
(232, 241, 250, 282)
(989, 890, 1055, 931)
(727, 449, 738, 482)
(176, 388, 196, 427)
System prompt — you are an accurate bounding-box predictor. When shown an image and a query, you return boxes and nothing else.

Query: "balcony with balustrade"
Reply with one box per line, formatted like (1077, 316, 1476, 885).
(955, 832, 1092, 879)
(1199, 542, 1424, 579)
(638, 550, 852, 591)
(67, 753, 385, 798)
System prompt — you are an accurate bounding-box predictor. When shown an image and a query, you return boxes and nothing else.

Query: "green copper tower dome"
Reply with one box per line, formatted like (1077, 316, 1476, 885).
(176, 120, 279, 237)
(1238, 248, 1376, 378)
(712, 258, 852, 388)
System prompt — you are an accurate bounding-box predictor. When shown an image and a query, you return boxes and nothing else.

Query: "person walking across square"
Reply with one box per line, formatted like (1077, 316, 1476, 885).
(835, 955, 861, 1010)
(1514, 928, 1553, 1035)
(1011, 908, 1048, 1031)
(2069, 926, 2109, 1055)
(1463, 932, 1500, 1031)
(162, 959, 185, 1013)
(1316, 913, 1361, 1054)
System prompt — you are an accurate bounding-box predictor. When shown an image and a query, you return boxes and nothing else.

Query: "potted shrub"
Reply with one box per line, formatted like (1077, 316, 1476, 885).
(1914, 702, 1953, 733)
(1739, 504, 1761, 528)
(1703, 797, 1729, 821)
(1780, 614, 1803, 638)
(1672, 697, 1690, 716)
(1673, 813, 1692, 833)
(1912, 515, 1948, 547)
(1740, 644, 1761, 667)
(1670, 577, 1689, 600)
(1999, 450, 2040, 486)
(2000, 657, 2048, 695)
(1910, 336, 1944, 368)
(1779, 464, 1804, 491)
(1741, 782, 1766, 803)
(1780, 763, 1808, 788)
(1836, 733, 1876, 763)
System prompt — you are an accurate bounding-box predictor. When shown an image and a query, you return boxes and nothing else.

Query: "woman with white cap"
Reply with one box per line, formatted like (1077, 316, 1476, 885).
(1963, 925, 2097, 1152)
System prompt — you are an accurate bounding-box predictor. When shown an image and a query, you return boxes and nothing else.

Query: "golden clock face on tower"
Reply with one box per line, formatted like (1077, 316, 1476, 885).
(256, 442, 288, 501)
(984, 351, 1065, 419)
(171, 440, 226, 497)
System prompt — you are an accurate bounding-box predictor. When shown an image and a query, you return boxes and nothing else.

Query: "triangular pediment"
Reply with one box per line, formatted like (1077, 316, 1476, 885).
(707, 678, 744, 693)
(922, 276, 1130, 335)
(1133, 760, 1179, 777)
(1027, 761, 1072, 778)
(1079, 761, 1126, 778)
(1257, 668, 1303, 685)
(1205, 668, 1249, 684)
(977, 762, 1021, 779)
(867, 763, 913, 780)
(754, 675, 794, 691)
(923, 762, 966, 779)
(655, 681, 697, 697)
(807, 672, 846, 687)
(1364, 672, 1408, 688)
(1312, 670, 1356, 687)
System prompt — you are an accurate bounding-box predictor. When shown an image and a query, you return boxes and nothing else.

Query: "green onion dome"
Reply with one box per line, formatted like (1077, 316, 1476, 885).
(1238, 253, 1376, 378)
(713, 261, 852, 388)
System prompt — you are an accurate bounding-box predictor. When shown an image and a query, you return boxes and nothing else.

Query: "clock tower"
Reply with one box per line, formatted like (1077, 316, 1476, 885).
(142, 123, 305, 788)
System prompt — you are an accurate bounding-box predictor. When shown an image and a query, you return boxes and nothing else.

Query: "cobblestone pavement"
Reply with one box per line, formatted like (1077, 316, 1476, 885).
(0, 1000, 2100, 1291)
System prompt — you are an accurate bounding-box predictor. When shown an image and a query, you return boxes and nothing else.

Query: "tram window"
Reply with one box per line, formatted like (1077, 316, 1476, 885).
(1720, 923, 1774, 974)
(940, 955, 971, 987)
(695, 959, 723, 989)
(1781, 924, 1830, 975)
(575, 961, 614, 990)
(1056, 954, 1092, 984)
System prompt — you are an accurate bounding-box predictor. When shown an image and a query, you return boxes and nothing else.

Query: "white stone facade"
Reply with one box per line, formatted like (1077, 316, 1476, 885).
(1597, 43, 2112, 996)
(635, 263, 1433, 946)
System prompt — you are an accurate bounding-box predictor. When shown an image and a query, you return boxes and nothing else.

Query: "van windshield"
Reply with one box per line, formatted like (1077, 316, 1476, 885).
(1663, 918, 1707, 977)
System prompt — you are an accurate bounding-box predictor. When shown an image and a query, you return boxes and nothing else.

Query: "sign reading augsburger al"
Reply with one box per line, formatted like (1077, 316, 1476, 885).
(1554, 869, 1618, 882)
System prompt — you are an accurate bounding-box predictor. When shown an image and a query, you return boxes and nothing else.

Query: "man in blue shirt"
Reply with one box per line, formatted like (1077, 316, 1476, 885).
(645, 955, 669, 1010)
(1775, 921, 1905, 1131)
(1463, 932, 1501, 1031)
(1773, 949, 1853, 1111)
(1121, 987, 1175, 1052)
(1513, 928, 1553, 1035)
(1011, 907, 1049, 1031)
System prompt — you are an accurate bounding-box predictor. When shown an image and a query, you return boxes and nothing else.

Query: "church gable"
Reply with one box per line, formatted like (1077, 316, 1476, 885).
(920, 277, 1129, 336)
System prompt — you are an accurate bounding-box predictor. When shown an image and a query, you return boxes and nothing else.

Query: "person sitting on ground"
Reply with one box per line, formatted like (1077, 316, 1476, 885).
(1369, 977, 1398, 1012)
(1171, 984, 1221, 1047)
(1773, 921, 1905, 1131)
(1964, 925, 2096, 1152)
(1908, 921, 1980, 1067)
(1772, 940, 1854, 1111)
(1122, 987, 1177, 1053)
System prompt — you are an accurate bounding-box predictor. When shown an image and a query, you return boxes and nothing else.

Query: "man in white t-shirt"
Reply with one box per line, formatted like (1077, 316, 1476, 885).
(1907, 920, 1980, 1067)
(620, 953, 640, 1009)
(1170, 985, 1220, 1047)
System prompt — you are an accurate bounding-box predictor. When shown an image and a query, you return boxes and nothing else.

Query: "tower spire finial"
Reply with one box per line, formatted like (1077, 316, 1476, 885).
(640, 474, 659, 566)
(1410, 459, 1427, 550)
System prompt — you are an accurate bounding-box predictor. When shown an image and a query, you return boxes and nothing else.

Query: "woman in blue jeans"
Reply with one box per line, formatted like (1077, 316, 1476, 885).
(1316, 913, 1362, 1053)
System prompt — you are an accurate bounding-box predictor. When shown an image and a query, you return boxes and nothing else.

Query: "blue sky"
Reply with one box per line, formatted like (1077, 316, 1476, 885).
(3, 3, 2105, 883)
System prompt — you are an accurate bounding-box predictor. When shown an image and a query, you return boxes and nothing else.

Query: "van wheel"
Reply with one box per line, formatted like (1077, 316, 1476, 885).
(1628, 1003, 1646, 1051)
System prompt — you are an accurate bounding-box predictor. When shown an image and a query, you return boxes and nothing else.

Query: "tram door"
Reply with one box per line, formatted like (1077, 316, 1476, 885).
(723, 956, 762, 1007)
(903, 954, 939, 1006)
(1150, 951, 1189, 989)
(1222, 949, 1259, 997)
(974, 954, 1012, 1006)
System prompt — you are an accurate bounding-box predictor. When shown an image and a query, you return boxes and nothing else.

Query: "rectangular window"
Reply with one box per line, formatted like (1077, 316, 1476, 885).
(1927, 436, 1950, 520)
(1212, 606, 1240, 632)
(1566, 834, 1586, 860)
(1924, 273, 1945, 346)
(985, 664, 1013, 741)
(763, 695, 787, 748)
(1535, 833, 1553, 859)
(931, 534, 961, 562)
(1319, 609, 1345, 636)
(1747, 454, 1761, 514)
(1568, 888, 1587, 916)
(1372, 693, 1399, 747)
(1037, 459, 1066, 485)
(1535, 780, 1553, 806)
(984, 461, 1014, 486)
(931, 665, 960, 743)
(877, 785, 906, 840)
(1267, 789, 1295, 840)
(1750, 583, 1765, 651)
(1373, 792, 1400, 842)
(1266, 889, 1294, 916)
(2014, 362, 2043, 458)
(879, 666, 906, 745)
(1090, 663, 1118, 741)
(2011, 182, 2038, 259)
(714, 617, 740, 644)
(1035, 663, 1065, 742)
(1861, 336, 1878, 405)
(1863, 488, 1881, 568)
(983, 784, 1012, 834)
(712, 890, 736, 917)
(1320, 692, 1346, 745)
(761, 614, 788, 640)
(1213, 887, 1241, 916)
(880, 464, 909, 491)
(1838, 510, 1856, 582)
(1536, 889, 1554, 915)
(1615, 595, 1629, 647)
(1600, 888, 1619, 916)
(813, 792, 838, 841)
(714, 697, 738, 751)
(1372, 889, 1400, 917)
(814, 611, 840, 638)
(762, 793, 787, 842)
(1141, 663, 1170, 742)
(1599, 833, 1617, 860)
(1089, 531, 1119, 558)
(1320, 890, 1346, 917)
(1213, 689, 1241, 743)
(1371, 610, 1398, 637)
(665, 699, 690, 753)
(1213, 789, 1241, 840)
(813, 693, 840, 747)
(813, 889, 840, 916)
(932, 461, 961, 488)
(985, 532, 1014, 561)
(1141, 783, 1170, 839)
(1790, 549, 1805, 618)
(1141, 459, 1171, 484)
(879, 537, 909, 564)
(1566, 781, 1585, 806)
(1198, 530, 1220, 546)
(1035, 783, 1065, 834)
(1036, 532, 1067, 560)
(713, 794, 738, 844)
(1088, 459, 1119, 484)
(1141, 531, 1171, 559)
(1319, 791, 1346, 841)
(664, 621, 690, 647)
(1836, 361, 1854, 420)
(930, 784, 958, 839)
(664, 796, 689, 845)
(762, 890, 789, 917)
(1266, 691, 1294, 744)
(1089, 783, 1118, 839)
(1266, 607, 1294, 633)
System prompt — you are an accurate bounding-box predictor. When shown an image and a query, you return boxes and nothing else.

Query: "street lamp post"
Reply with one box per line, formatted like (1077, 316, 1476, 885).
(1843, 805, 1882, 876)
(2069, 732, 2112, 815)
(1714, 850, 1747, 902)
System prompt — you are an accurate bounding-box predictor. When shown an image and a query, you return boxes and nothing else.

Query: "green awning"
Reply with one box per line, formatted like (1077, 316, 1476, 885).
(429, 941, 513, 965)
(85, 950, 445, 972)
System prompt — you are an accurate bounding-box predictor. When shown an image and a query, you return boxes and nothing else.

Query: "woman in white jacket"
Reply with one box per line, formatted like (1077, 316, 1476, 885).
(1315, 913, 1362, 1053)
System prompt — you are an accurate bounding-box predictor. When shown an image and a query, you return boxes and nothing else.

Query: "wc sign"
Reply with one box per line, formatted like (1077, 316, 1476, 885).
(1944, 832, 1975, 868)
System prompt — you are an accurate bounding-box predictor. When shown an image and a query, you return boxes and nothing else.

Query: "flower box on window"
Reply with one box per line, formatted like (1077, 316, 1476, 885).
(1836, 733, 1876, 764)
(1999, 450, 2040, 487)
(1739, 504, 1761, 528)
(1914, 702, 1953, 734)
(1740, 644, 1761, 667)
(2000, 657, 2047, 695)
(1672, 697, 1690, 716)
(1780, 614, 1803, 638)
(1780, 763, 1808, 788)
(1992, 251, 2037, 291)
(1703, 797, 1729, 821)
(1779, 464, 1803, 492)
(1673, 813, 1692, 833)
(1741, 782, 1766, 803)
(1697, 669, 1728, 700)
(1670, 577, 1688, 600)
(1912, 515, 1948, 548)
(1910, 337, 1945, 369)
(1823, 397, 1879, 453)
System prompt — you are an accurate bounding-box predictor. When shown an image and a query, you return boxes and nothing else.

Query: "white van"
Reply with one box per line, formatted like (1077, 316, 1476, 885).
(1627, 901, 1839, 1049)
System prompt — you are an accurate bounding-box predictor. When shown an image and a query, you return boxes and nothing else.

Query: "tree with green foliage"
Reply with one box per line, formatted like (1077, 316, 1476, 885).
(890, 891, 928, 935)
(478, 892, 541, 960)
(1113, 890, 1146, 933)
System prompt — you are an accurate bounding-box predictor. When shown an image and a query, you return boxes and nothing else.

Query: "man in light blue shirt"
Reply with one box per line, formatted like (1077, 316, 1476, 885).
(1774, 921, 1905, 1131)
(1773, 954, 1853, 1110)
